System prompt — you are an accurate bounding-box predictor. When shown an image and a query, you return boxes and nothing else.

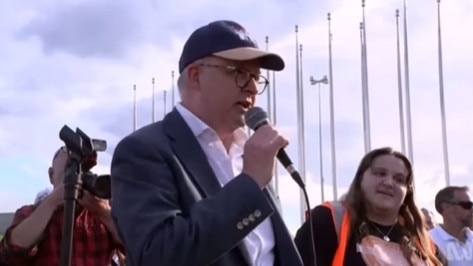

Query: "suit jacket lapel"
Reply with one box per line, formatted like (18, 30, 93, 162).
(163, 109, 221, 197)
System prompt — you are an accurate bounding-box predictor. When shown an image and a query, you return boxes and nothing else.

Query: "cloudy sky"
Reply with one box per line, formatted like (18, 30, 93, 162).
(1, 0, 472, 234)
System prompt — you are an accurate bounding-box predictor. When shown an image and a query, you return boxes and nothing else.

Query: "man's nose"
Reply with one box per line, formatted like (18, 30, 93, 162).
(243, 79, 259, 95)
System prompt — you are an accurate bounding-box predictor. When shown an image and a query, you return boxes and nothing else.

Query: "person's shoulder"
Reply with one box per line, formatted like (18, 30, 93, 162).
(8, 204, 37, 225)
(14, 204, 36, 215)
(428, 226, 442, 238)
(309, 202, 338, 220)
(129, 120, 165, 141)
(295, 202, 339, 265)
(295, 203, 337, 233)
(428, 226, 449, 246)
(115, 122, 166, 152)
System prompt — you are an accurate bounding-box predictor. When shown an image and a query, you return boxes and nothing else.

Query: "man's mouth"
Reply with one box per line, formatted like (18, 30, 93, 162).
(236, 101, 251, 109)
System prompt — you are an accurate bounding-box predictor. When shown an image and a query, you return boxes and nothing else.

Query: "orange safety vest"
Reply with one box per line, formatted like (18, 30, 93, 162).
(318, 201, 436, 266)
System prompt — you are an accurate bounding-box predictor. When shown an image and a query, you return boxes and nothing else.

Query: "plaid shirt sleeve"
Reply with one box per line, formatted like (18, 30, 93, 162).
(0, 205, 39, 265)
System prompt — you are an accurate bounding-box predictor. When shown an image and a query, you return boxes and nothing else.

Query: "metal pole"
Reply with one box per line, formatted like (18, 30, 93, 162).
(310, 76, 328, 202)
(265, 36, 277, 193)
(272, 71, 279, 199)
(152, 78, 156, 123)
(133, 84, 137, 131)
(295, 25, 306, 225)
(361, 0, 372, 152)
(299, 42, 307, 224)
(436, 0, 450, 185)
(403, 0, 416, 193)
(163, 90, 167, 118)
(360, 22, 370, 153)
(327, 12, 338, 200)
(395, 10, 406, 154)
(171, 71, 176, 108)
(265, 36, 272, 122)
(317, 83, 325, 203)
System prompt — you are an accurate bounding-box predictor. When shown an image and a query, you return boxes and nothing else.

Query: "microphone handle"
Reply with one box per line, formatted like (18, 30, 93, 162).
(276, 149, 305, 189)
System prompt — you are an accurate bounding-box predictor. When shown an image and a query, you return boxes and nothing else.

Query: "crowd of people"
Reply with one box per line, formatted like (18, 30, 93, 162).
(0, 20, 471, 266)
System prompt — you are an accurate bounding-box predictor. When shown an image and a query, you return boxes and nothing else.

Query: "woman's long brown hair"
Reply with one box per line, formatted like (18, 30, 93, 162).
(343, 147, 442, 265)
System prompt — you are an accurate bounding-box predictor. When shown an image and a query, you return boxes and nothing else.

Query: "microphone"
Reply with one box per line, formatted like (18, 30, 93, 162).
(245, 107, 317, 266)
(244, 106, 305, 189)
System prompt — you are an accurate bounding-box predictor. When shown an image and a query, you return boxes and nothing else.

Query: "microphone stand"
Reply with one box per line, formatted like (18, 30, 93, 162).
(59, 151, 83, 266)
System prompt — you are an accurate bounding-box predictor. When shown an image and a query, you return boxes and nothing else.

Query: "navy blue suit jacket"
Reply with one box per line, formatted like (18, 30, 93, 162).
(110, 109, 302, 266)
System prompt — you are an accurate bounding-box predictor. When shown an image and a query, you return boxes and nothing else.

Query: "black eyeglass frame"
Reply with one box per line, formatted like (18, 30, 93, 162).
(198, 63, 269, 95)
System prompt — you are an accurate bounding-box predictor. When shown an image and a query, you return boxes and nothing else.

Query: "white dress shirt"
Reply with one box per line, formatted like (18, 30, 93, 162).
(176, 103, 276, 266)
(429, 225, 473, 266)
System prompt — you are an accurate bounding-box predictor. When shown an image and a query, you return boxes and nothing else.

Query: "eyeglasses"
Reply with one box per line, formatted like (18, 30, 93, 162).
(198, 63, 269, 95)
(448, 201, 473, 210)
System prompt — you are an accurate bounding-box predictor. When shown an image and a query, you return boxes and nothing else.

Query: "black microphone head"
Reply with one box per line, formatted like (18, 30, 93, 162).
(245, 107, 268, 130)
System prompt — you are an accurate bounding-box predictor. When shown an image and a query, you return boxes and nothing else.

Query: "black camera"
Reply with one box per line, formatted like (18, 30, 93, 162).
(59, 126, 111, 199)
(79, 153, 111, 199)
(82, 171, 111, 199)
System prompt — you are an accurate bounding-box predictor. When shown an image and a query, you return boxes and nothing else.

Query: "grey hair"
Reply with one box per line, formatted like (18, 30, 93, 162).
(177, 57, 207, 98)
(177, 68, 188, 91)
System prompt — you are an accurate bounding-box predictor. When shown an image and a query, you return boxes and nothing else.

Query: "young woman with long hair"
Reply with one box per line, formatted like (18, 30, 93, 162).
(294, 147, 446, 265)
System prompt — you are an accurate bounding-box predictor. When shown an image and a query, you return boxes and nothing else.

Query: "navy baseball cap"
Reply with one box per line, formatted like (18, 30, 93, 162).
(178, 20, 285, 73)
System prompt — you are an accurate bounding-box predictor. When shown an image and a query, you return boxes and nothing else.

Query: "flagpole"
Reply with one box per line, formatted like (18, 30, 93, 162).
(327, 12, 338, 200)
(295, 25, 306, 224)
(272, 70, 279, 199)
(310, 75, 328, 203)
(265, 35, 278, 196)
(395, 10, 406, 154)
(299, 42, 307, 222)
(436, 0, 450, 185)
(171, 71, 176, 108)
(360, 22, 370, 153)
(152, 78, 156, 123)
(265, 36, 272, 121)
(133, 84, 137, 132)
(361, 0, 372, 152)
(403, 0, 414, 163)
(163, 90, 167, 118)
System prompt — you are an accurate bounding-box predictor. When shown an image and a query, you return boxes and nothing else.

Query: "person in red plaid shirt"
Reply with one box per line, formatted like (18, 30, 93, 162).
(0, 147, 124, 266)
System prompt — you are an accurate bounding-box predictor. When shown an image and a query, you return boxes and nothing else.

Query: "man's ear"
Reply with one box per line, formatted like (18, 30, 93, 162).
(188, 65, 201, 86)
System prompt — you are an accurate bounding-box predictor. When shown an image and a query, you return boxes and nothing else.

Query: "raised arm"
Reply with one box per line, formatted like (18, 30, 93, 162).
(0, 199, 57, 265)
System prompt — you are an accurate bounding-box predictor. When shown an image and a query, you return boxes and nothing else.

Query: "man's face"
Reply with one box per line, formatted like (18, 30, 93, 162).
(189, 56, 262, 132)
(444, 190, 473, 228)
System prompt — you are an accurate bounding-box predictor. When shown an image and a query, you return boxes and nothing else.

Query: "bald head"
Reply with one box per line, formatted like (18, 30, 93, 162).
(48, 147, 68, 187)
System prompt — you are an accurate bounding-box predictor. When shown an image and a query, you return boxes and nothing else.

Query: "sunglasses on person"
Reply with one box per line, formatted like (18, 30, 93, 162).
(448, 201, 473, 210)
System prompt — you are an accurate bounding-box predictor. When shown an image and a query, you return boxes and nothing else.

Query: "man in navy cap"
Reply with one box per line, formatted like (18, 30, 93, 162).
(110, 20, 302, 266)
